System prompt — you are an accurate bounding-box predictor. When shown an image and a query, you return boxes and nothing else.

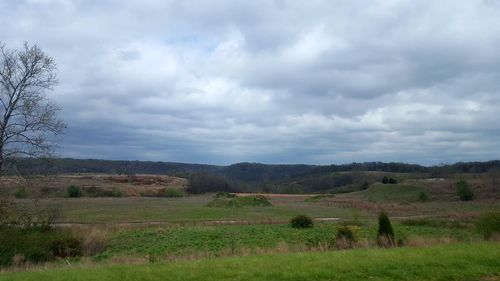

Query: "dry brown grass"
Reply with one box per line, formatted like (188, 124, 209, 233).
(0, 174, 188, 198)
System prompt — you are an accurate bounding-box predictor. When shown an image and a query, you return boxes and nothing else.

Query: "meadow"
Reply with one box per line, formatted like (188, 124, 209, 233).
(1, 173, 499, 280)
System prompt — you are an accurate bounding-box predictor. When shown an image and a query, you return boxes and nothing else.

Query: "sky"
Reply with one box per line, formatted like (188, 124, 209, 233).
(1, 0, 500, 165)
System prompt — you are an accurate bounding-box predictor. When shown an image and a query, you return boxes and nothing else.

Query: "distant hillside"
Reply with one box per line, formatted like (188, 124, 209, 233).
(5, 158, 500, 188)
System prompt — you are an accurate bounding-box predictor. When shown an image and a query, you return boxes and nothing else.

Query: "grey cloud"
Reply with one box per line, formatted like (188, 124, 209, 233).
(1, 0, 500, 164)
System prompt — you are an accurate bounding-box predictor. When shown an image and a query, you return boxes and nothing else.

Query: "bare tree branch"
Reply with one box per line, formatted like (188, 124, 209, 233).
(0, 42, 66, 173)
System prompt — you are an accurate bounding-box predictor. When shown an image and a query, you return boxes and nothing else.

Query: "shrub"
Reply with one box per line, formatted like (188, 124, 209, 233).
(388, 178, 397, 184)
(0, 227, 83, 266)
(163, 188, 183, 198)
(335, 225, 356, 249)
(67, 185, 81, 198)
(382, 177, 389, 184)
(50, 237, 83, 258)
(476, 211, 500, 239)
(110, 188, 122, 197)
(456, 180, 474, 201)
(377, 212, 395, 247)
(418, 191, 429, 202)
(14, 188, 28, 199)
(291, 215, 313, 229)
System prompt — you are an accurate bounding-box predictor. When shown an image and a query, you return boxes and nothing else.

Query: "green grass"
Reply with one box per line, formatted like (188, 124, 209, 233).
(98, 224, 336, 258)
(96, 222, 475, 259)
(361, 183, 425, 202)
(16, 196, 356, 224)
(207, 195, 272, 207)
(304, 194, 335, 202)
(1, 242, 499, 281)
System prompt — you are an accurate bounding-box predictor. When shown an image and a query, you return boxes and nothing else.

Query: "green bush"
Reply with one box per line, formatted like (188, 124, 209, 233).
(110, 188, 122, 197)
(418, 191, 429, 202)
(0, 227, 82, 266)
(456, 180, 474, 201)
(163, 188, 183, 198)
(335, 225, 357, 248)
(50, 237, 83, 258)
(476, 212, 500, 239)
(291, 215, 313, 229)
(67, 185, 81, 198)
(377, 212, 395, 247)
(14, 188, 28, 199)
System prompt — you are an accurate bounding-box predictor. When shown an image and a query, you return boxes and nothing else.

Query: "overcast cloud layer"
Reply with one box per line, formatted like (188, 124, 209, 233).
(1, 0, 500, 165)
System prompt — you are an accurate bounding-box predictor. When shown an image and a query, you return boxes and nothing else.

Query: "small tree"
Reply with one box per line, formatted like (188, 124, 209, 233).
(418, 191, 429, 202)
(377, 212, 395, 247)
(67, 185, 81, 198)
(382, 177, 389, 184)
(291, 215, 313, 228)
(456, 180, 474, 201)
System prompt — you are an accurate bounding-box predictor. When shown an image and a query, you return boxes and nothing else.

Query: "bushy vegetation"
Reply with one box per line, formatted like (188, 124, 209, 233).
(0, 226, 82, 266)
(382, 176, 397, 184)
(335, 225, 357, 248)
(163, 188, 184, 198)
(0, 200, 81, 266)
(418, 191, 429, 202)
(67, 185, 81, 198)
(476, 211, 500, 239)
(291, 215, 313, 229)
(377, 212, 395, 247)
(456, 180, 474, 201)
(207, 195, 272, 207)
(14, 188, 28, 199)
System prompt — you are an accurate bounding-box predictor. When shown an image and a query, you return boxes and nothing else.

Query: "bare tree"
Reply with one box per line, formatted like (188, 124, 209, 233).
(0, 42, 66, 173)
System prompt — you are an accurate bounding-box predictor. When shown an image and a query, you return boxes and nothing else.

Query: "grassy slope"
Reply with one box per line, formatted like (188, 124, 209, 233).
(1, 243, 499, 281)
(360, 183, 425, 202)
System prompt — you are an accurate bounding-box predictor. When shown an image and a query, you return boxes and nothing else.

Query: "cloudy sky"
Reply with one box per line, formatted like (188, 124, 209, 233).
(1, 0, 500, 165)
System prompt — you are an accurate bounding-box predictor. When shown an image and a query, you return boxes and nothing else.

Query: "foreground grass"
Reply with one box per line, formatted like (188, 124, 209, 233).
(99, 222, 475, 259)
(1, 242, 499, 281)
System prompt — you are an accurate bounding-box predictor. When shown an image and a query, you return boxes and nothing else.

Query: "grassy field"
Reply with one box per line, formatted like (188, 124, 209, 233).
(97, 221, 476, 260)
(1, 242, 499, 281)
(3, 173, 499, 280)
(13, 192, 500, 224)
(15, 195, 359, 224)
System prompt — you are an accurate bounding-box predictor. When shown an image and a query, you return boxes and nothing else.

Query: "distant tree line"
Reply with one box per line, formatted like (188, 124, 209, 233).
(4, 158, 500, 186)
